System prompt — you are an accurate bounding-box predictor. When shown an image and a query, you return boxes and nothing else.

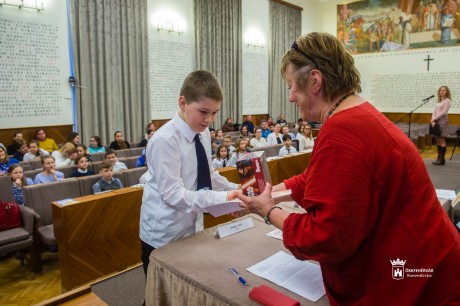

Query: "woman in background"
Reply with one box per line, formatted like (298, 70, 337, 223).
(298, 124, 315, 151)
(110, 131, 130, 150)
(0, 143, 19, 175)
(65, 132, 81, 146)
(431, 85, 452, 165)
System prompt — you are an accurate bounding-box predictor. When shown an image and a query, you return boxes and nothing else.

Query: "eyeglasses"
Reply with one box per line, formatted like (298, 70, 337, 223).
(291, 41, 318, 68)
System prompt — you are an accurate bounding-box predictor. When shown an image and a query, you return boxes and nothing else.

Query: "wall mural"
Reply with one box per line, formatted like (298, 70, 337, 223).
(337, 0, 459, 54)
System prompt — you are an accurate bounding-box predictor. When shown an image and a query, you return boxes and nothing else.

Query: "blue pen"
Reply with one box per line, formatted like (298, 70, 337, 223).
(229, 267, 248, 286)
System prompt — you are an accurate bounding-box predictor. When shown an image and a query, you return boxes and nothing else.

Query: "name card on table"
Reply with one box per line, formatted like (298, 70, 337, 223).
(215, 217, 254, 238)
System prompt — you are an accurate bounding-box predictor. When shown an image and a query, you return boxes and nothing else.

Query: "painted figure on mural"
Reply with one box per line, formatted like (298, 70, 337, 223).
(440, 0, 457, 43)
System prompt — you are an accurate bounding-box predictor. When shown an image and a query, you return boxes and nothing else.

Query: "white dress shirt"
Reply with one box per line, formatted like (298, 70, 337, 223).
(250, 137, 268, 148)
(298, 135, 315, 151)
(140, 112, 239, 248)
(279, 145, 297, 156)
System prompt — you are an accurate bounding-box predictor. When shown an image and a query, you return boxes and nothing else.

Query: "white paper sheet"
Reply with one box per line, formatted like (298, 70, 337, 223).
(247, 251, 326, 302)
(265, 229, 283, 240)
(205, 200, 243, 217)
(436, 189, 457, 200)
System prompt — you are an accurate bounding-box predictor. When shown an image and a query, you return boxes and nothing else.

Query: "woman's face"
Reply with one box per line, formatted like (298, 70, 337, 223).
(439, 87, 447, 98)
(286, 63, 316, 122)
(115, 133, 124, 142)
(304, 126, 312, 136)
(10, 167, 23, 181)
(241, 126, 248, 134)
(255, 129, 262, 139)
(29, 143, 39, 154)
(0, 148, 6, 160)
(89, 138, 97, 147)
(73, 135, 81, 144)
(274, 124, 281, 133)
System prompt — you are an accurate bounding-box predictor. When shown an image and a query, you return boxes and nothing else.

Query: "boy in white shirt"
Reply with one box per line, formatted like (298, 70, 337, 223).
(105, 149, 127, 172)
(139, 70, 241, 276)
(279, 134, 297, 156)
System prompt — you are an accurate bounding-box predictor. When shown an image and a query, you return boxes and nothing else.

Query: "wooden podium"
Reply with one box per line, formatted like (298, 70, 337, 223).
(52, 187, 144, 291)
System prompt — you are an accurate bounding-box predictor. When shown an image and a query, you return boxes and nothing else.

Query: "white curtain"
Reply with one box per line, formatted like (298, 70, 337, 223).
(69, 0, 150, 145)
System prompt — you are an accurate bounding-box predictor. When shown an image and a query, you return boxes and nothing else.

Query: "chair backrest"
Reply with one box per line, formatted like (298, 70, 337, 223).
(89, 152, 105, 162)
(24, 169, 42, 180)
(123, 167, 147, 186)
(114, 149, 131, 158)
(0, 176, 14, 202)
(23, 179, 81, 226)
(129, 147, 144, 157)
(56, 165, 78, 179)
(19, 161, 32, 171)
(30, 159, 43, 170)
(126, 156, 140, 169)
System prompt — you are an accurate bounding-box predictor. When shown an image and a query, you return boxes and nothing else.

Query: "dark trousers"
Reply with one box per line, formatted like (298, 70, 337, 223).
(141, 239, 156, 276)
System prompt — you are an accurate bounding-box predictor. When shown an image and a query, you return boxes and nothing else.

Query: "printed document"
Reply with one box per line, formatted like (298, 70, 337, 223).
(247, 251, 326, 302)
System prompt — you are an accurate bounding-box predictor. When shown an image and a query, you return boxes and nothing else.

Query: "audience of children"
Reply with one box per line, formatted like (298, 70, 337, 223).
(36, 129, 59, 153)
(88, 136, 106, 154)
(212, 145, 229, 169)
(250, 128, 268, 148)
(52, 142, 78, 167)
(7, 163, 33, 205)
(109, 131, 131, 150)
(0, 143, 19, 175)
(23, 140, 49, 161)
(92, 160, 124, 193)
(279, 134, 297, 156)
(70, 155, 95, 178)
(105, 149, 127, 172)
(34, 156, 65, 184)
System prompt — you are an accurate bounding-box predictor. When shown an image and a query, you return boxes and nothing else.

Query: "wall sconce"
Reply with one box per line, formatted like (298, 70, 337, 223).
(245, 28, 265, 48)
(0, 0, 45, 11)
(152, 9, 185, 35)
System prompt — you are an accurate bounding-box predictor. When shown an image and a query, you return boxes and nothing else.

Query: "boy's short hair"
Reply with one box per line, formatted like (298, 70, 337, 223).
(260, 119, 267, 124)
(180, 70, 223, 103)
(223, 135, 232, 141)
(75, 155, 87, 164)
(100, 160, 113, 170)
(105, 149, 116, 157)
(282, 134, 292, 141)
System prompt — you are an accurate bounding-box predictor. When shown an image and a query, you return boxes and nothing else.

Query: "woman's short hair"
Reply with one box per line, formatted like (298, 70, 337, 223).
(280, 32, 361, 101)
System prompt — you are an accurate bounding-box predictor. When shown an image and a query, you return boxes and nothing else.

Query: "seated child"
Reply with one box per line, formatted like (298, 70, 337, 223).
(279, 134, 297, 156)
(92, 160, 124, 193)
(34, 156, 65, 184)
(136, 154, 146, 167)
(8, 163, 33, 205)
(13, 139, 29, 162)
(212, 145, 229, 169)
(76, 144, 93, 162)
(23, 140, 49, 161)
(71, 155, 95, 178)
(105, 149, 127, 172)
(88, 136, 106, 154)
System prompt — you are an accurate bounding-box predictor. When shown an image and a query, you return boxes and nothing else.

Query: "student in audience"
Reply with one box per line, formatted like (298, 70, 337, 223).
(237, 32, 460, 305)
(228, 138, 251, 166)
(266, 123, 283, 145)
(267, 116, 274, 130)
(298, 124, 315, 151)
(222, 117, 236, 132)
(279, 134, 297, 156)
(142, 122, 156, 141)
(7, 163, 33, 205)
(250, 128, 268, 148)
(12, 139, 28, 162)
(241, 115, 255, 133)
(209, 128, 216, 139)
(34, 156, 65, 184)
(0, 143, 19, 176)
(52, 142, 77, 168)
(282, 125, 296, 140)
(223, 135, 235, 155)
(23, 140, 49, 161)
(294, 117, 304, 129)
(35, 129, 59, 153)
(109, 131, 131, 150)
(215, 129, 224, 143)
(136, 154, 146, 167)
(92, 160, 123, 193)
(139, 129, 155, 147)
(431, 85, 453, 165)
(105, 149, 127, 172)
(139, 70, 240, 277)
(88, 136, 106, 154)
(212, 145, 229, 169)
(260, 119, 271, 138)
(76, 144, 93, 162)
(239, 125, 252, 139)
(65, 132, 80, 146)
(276, 114, 287, 126)
(70, 155, 95, 178)
(7, 131, 24, 155)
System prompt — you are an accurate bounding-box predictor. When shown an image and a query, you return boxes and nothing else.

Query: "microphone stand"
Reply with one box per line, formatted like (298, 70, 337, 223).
(394, 96, 434, 139)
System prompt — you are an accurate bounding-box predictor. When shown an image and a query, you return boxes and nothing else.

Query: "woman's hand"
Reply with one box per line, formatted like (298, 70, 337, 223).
(238, 183, 275, 217)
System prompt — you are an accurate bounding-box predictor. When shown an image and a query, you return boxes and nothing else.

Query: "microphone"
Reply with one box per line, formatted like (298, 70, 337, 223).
(422, 95, 435, 101)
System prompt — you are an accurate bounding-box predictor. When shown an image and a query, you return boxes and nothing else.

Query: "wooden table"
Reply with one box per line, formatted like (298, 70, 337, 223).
(52, 187, 144, 291)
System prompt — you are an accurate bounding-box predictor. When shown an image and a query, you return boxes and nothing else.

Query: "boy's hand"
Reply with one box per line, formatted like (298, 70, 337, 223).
(226, 189, 242, 201)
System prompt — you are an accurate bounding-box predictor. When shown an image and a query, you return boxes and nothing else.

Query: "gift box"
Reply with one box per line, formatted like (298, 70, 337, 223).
(236, 151, 271, 197)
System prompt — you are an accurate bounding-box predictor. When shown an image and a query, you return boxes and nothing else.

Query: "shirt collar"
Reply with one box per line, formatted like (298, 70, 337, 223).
(173, 112, 200, 142)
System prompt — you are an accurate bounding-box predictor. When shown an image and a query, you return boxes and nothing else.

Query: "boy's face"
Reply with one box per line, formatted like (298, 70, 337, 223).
(106, 153, 117, 165)
(179, 97, 221, 133)
(282, 126, 289, 134)
(100, 167, 113, 180)
(223, 138, 231, 147)
(284, 138, 292, 148)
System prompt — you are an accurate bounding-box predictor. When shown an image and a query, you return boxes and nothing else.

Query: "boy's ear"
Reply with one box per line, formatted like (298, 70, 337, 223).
(178, 96, 187, 111)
